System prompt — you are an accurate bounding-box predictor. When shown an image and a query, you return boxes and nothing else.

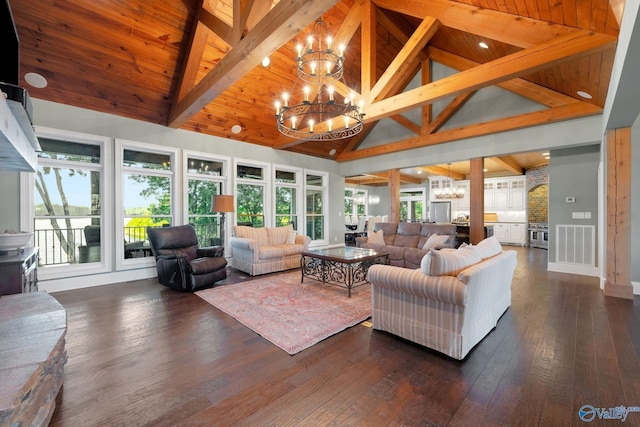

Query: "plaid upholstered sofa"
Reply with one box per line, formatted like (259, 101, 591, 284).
(367, 236, 517, 360)
(355, 222, 456, 269)
(229, 224, 311, 276)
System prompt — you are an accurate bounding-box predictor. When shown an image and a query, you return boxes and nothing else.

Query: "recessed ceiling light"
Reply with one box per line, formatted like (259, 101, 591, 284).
(417, 169, 422, 174)
(483, 168, 488, 172)
(545, 156, 550, 160)
(329, 148, 336, 156)
(479, 42, 489, 49)
(231, 124, 242, 134)
(577, 90, 592, 99)
(541, 152, 549, 156)
(261, 57, 270, 67)
(24, 72, 48, 88)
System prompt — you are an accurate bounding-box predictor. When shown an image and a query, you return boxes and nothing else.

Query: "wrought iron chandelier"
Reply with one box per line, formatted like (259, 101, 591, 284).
(274, 20, 364, 141)
(434, 163, 466, 199)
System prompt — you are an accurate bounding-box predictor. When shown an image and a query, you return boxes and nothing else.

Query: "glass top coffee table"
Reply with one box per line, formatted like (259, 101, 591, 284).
(300, 247, 390, 297)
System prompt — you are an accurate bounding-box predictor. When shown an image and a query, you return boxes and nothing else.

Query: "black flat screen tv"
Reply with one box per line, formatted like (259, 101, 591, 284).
(1, 0, 20, 85)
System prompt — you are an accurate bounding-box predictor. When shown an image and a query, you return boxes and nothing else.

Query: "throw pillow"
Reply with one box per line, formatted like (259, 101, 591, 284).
(420, 251, 433, 275)
(286, 230, 297, 244)
(475, 235, 502, 260)
(422, 234, 450, 251)
(368, 229, 385, 245)
(427, 245, 482, 276)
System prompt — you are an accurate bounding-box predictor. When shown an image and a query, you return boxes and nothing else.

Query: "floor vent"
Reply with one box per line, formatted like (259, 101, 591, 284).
(556, 225, 595, 266)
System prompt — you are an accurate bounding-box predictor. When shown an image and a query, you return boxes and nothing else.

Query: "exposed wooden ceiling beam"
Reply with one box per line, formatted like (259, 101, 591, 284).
(200, 7, 234, 46)
(364, 31, 615, 122)
(372, 0, 581, 48)
(428, 47, 582, 108)
(492, 156, 524, 175)
(427, 91, 476, 134)
(419, 165, 465, 180)
(338, 101, 602, 161)
(390, 115, 421, 135)
(369, 16, 440, 101)
(168, 0, 340, 128)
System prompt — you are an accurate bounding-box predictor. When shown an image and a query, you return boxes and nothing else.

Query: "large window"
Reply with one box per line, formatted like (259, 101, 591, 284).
(274, 166, 302, 230)
(235, 160, 269, 228)
(117, 140, 178, 265)
(400, 188, 426, 222)
(34, 137, 104, 267)
(184, 153, 229, 246)
(305, 170, 327, 242)
(344, 187, 367, 217)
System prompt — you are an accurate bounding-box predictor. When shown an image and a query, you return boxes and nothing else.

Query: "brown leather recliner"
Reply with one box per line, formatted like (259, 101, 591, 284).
(147, 225, 227, 291)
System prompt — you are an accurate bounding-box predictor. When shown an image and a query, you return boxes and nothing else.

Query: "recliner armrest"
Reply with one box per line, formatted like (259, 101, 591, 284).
(197, 246, 224, 258)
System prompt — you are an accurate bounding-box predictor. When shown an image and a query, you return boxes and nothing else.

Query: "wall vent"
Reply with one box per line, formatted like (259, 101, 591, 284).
(556, 225, 595, 266)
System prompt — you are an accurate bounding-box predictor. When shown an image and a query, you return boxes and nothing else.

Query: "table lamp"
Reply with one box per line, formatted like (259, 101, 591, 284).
(211, 195, 235, 250)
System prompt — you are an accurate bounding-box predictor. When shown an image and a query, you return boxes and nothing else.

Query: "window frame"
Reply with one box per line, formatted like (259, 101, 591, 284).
(304, 169, 328, 247)
(273, 164, 303, 231)
(115, 139, 180, 271)
(234, 158, 270, 228)
(182, 150, 231, 247)
(24, 126, 112, 280)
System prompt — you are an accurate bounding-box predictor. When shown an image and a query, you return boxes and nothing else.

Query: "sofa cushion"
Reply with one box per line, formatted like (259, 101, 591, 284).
(258, 246, 285, 260)
(393, 222, 422, 248)
(361, 242, 406, 267)
(234, 225, 270, 247)
(475, 235, 502, 260)
(267, 225, 293, 245)
(374, 222, 398, 245)
(368, 229, 385, 245)
(421, 246, 482, 276)
(404, 247, 428, 269)
(422, 234, 450, 251)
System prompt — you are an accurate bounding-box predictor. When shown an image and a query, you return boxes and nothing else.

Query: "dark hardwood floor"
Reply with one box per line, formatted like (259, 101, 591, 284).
(48, 247, 640, 426)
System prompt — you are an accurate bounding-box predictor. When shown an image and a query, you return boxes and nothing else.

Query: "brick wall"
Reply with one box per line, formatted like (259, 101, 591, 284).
(526, 165, 549, 223)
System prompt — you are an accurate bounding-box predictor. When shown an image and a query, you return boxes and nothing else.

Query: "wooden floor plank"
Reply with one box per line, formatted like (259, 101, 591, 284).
(45, 247, 640, 426)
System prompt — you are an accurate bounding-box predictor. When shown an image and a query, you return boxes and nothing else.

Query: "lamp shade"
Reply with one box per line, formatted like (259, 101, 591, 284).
(211, 195, 235, 213)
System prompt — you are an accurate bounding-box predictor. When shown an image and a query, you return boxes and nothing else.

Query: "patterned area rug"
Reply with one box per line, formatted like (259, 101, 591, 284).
(195, 271, 371, 355)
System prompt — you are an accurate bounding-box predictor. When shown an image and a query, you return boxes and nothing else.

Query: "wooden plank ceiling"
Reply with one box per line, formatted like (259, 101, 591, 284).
(12, 0, 623, 178)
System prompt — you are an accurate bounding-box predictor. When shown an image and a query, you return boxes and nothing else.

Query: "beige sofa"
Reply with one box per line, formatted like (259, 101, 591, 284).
(230, 224, 311, 276)
(355, 222, 456, 269)
(367, 237, 517, 360)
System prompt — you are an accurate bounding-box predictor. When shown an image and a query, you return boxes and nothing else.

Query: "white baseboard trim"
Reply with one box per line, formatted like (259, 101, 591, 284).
(547, 262, 600, 277)
(39, 267, 157, 293)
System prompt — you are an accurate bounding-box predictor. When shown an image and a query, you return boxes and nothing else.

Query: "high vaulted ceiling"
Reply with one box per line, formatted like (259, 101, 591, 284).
(11, 0, 623, 176)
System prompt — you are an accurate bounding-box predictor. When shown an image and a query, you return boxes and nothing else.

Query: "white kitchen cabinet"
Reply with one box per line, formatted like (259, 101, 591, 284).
(453, 180, 470, 211)
(484, 176, 526, 211)
(489, 222, 526, 245)
(484, 181, 495, 210)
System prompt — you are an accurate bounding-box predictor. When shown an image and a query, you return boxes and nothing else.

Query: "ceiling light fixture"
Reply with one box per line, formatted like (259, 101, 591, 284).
(261, 57, 271, 67)
(274, 20, 364, 141)
(24, 72, 48, 88)
(434, 163, 465, 199)
(577, 90, 592, 99)
(479, 42, 489, 49)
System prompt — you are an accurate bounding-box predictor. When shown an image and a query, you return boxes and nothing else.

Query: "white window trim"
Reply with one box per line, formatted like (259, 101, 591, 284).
(234, 158, 271, 227)
(22, 126, 113, 281)
(304, 168, 329, 247)
(400, 187, 427, 221)
(115, 139, 180, 271)
(273, 164, 303, 232)
(182, 150, 231, 222)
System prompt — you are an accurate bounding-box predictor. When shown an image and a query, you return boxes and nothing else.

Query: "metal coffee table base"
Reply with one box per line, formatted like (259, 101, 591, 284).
(300, 254, 389, 297)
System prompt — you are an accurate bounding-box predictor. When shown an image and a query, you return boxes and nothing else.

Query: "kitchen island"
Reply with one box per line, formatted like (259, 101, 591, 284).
(453, 224, 494, 248)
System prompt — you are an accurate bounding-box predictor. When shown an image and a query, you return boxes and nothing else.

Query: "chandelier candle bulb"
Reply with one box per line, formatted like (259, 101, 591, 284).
(328, 118, 333, 132)
(275, 101, 281, 115)
(339, 44, 345, 57)
(309, 120, 314, 133)
(291, 116, 297, 129)
(326, 36, 332, 50)
(283, 93, 288, 107)
(310, 62, 316, 75)
(328, 86, 334, 101)
(296, 44, 303, 58)
(345, 116, 350, 128)
(304, 86, 310, 102)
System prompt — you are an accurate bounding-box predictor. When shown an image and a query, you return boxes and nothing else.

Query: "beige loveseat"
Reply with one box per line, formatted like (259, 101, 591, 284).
(367, 236, 517, 360)
(230, 224, 311, 276)
(355, 222, 456, 269)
